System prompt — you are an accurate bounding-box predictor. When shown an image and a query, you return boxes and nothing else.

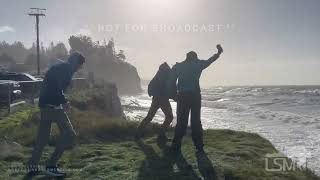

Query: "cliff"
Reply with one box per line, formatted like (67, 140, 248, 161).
(0, 87, 319, 180)
(69, 35, 142, 94)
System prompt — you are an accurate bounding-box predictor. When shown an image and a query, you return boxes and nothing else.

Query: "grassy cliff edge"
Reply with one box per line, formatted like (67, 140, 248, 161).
(0, 89, 319, 180)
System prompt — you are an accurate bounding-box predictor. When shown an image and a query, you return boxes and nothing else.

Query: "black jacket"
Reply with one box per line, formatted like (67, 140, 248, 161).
(38, 62, 74, 108)
(148, 65, 172, 98)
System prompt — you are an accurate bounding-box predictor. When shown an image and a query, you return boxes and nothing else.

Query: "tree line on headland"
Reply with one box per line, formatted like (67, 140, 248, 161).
(0, 35, 142, 94)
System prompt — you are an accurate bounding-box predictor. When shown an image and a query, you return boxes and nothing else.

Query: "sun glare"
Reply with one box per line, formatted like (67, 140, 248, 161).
(135, 0, 182, 14)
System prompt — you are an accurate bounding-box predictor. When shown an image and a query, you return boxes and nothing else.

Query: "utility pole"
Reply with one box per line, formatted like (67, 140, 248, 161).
(28, 8, 46, 76)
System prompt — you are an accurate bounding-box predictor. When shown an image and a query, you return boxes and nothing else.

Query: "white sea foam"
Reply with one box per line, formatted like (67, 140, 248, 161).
(121, 85, 320, 175)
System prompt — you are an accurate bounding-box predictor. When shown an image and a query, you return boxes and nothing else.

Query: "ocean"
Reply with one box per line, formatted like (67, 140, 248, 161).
(121, 85, 320, 175)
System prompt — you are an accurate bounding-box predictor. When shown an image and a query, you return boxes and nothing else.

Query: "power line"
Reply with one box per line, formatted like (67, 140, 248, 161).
(28, 8, 46, 76)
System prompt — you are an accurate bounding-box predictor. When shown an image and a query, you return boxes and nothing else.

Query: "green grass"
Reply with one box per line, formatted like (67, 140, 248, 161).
(0, 88, 319, 180)
(1, 129, 319, 179)
(68, 85, 118, 112)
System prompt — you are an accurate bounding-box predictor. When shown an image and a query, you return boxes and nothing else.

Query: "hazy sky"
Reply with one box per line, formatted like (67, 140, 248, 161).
(1, 0, 319, 86)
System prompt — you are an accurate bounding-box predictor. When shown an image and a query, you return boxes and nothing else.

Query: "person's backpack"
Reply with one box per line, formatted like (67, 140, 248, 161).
(147, 77, 157, 97)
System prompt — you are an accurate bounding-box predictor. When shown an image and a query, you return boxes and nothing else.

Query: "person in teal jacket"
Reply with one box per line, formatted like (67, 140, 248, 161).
(169, 44, 223, 154)
(136, 62, 174, 142)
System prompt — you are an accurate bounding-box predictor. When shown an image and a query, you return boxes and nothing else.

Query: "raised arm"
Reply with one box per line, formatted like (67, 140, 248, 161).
(200, 44, 223, 70)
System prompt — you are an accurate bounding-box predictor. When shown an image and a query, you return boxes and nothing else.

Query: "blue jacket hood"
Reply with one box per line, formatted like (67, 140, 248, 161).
(68, 52, 83, 73)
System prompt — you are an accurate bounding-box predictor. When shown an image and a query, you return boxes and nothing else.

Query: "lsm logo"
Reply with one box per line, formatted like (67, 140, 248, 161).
(264, 153, 298, 172)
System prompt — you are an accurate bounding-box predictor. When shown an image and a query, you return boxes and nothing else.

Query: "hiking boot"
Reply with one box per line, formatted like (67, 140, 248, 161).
(45, 166, 66, 177)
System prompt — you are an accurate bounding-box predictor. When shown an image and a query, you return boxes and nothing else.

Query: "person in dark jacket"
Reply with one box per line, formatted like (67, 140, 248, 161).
(169, 45, 223, 154)
(136, 62, 174, 142)
(27, 52, 85, 177)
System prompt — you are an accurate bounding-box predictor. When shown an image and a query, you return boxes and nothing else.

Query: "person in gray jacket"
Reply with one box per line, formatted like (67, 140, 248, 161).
(27, 52, 85, 177)
(169, 45, 223, 154)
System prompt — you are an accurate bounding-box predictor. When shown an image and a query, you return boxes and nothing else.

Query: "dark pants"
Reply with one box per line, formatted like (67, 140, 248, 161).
(138, 96, 173, 135)
(171, 92, 204, 150)
(28, 108, 76, 167)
